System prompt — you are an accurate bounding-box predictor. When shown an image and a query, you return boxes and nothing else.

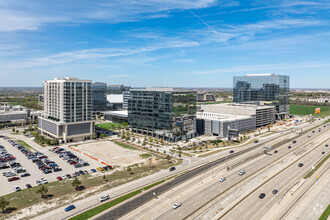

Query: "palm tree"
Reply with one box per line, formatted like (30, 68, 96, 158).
(36, 185, 48, 198)
(72, 177, 82, 191)
(0, 197, 10, 213)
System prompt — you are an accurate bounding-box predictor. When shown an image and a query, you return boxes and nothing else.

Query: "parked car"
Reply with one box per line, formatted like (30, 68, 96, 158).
(272, 189, 278, 194)
(99, 195, 110, 202)
(288, 146, 292, 149)
(298, 163, 304, 167)
(91, 169, 96, 173)
(254, 140, 259, 143)
(64, 205, 76, 212)
(36, 180, 42, 185)
(97, 167, 104, 171)
(292, 140, 297, 144)
(274, 150, 278, 153)
(8, 176, 20, 182)
(13, 186, 21, 192)
(21, 173, 30, 177)
(26, 184, 32, 188)
(229, 150, 234, 154)
(57, 176, 62, 181)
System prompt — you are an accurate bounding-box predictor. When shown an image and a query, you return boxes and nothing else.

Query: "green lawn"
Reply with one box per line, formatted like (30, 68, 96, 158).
(290, 105, 330, 117)
(95, 122, 123, 130)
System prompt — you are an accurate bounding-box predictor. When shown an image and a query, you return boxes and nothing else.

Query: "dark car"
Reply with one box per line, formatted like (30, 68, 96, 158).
(65, 205, 76, 212)
(274, 150, 278, 153)
(26, 184, 32, 188)
(272, 189, 278, 194)
(21, 173, 30, 177)
(292, 140, 297, 144)
(229, 150, 234, 154)
(322, 151, 325, 154)
(259, 193, 266, 199)
(326, 144, 328, 147)
(169, 167, 176, 171)
(288, 146, 292, 149)
(91, 169, 96, 173)
(312, 131, 315, 133)
(66, 174, 72, 178)
(79, 170, 85, 175)
(298, 163, 304, 167)
(254, 140, 259, 143)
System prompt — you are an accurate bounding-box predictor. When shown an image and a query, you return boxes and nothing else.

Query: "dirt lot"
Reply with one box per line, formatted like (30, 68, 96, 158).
(75, 140, 145, 167)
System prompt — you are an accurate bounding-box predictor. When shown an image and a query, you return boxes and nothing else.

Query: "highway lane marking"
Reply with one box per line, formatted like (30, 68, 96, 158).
(134, 198, 170, 220)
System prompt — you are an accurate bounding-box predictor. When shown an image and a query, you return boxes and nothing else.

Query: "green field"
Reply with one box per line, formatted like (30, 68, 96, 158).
(319, 204, 330, 220)
(290, 105, 330, 117)
(95, 122, 124, 130)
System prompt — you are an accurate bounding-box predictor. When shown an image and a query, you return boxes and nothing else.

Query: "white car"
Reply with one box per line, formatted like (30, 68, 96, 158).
(219, 177, 226, 182)
(173, 203, 182, 209)
(41, 178, 48, 184)
(239, 170, 246, 176)
(61, 175, 67, 179)
(36, 180, 42, 185)
(13, 186, 21, 192)
(99, 195, 110, 202)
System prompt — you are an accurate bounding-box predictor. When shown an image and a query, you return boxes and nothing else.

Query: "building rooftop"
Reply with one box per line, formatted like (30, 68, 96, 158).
(197, 112, 252, 121)
(102, 110, 128, 117)
(106, 94, 123, 103)
(245, 73, 275, 76)
(131, 87, 194, 92)
(204, 103, 274, 109)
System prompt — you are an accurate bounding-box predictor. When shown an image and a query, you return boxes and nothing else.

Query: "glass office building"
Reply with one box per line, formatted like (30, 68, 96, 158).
(233, 73, 290, 118)
(92, 82, 107, 112)
(128, 88, 197, 142)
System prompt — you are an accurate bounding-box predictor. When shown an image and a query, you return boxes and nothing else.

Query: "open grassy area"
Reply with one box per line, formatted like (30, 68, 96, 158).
(140, 153, 152, 158)
(290, 105, 330, 117)
(114, 141, 137, 150)
(95, 122, 123, 130)
(0, 158, 174, 219)
(70, 179, 166, 220)
(16, 140, 37, 152)
(304, 153, 329, 179)
(319, 204, 330, 220)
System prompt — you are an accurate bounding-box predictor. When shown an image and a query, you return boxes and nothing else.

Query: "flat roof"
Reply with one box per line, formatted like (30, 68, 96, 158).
(102, 110, 128, 117)
(197, 112, 252, 121)
(107, 94, 123, 103)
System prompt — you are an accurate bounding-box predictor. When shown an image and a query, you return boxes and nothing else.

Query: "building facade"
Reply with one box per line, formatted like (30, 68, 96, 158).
(233, 73, 290, 118)
(92, 82, 107, 112)
(196, 112, 256, 138)
(200, 103, 275, 128)
(197, 93, 215, 102)
(38, 77, 95, 143)
(128, 88, 197, 142)
(123, 91, 130, 109)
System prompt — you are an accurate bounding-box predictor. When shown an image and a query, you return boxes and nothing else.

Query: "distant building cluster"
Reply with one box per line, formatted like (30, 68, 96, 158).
(35, 73, 289, 142)
(0, 103, 30, 124)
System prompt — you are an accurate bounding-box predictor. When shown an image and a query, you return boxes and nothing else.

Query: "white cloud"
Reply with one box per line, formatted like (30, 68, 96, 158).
(0, 0, 218, 32)
(187, 61, 330, 75)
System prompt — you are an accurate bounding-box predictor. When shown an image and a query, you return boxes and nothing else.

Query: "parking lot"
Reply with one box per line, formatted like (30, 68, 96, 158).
(0, 135, 115, 196)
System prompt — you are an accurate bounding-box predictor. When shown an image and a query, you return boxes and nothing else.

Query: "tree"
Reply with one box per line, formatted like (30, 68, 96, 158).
(23, 130, 27, 135)
(160, 139, 164, 145)
(36, 185, 48, 198)
(92, 132, 97, 139)
(28, 125, 33, 130)
(178, 152, 182, 158)
(103, 175, 107, 182)
(149, 137, 153, 142)
(166, 155, 172, 161)
(50, 138, 59, 146)
(100, 134, 105, 138)
(16, 130, 19, 133)
(72, 177, 82, 190)
(0, 197, 10, 213)
(12, 128, 15, 132)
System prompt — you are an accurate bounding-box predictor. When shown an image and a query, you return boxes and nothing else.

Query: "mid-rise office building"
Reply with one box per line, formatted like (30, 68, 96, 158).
(92, 82, 107, 112)
(128, 88, 197, 142)
(123, 91, 130, 109)
(38, 77, 95, 143)
(233, 73, 290, 118)
(196, 112, 256, 138)
(197, 93, 215, 102)
(0, 104, 30, 124)
(107, 84, 131, 94)
(200, 103, 275, 128)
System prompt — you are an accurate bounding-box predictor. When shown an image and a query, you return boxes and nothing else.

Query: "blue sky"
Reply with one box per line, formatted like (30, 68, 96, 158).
(1, 0, 330, 88)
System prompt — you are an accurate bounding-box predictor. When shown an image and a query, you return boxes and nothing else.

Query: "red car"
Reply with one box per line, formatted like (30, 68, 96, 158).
(57, 176, 62, 181)
(8, 177, 20, 182)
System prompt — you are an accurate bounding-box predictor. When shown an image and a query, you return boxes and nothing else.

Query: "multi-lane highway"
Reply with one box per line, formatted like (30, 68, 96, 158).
(117, 122, 329, 220)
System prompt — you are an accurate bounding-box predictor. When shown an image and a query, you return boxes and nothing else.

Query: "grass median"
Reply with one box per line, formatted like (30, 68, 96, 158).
(304, 153, 330, 179)
(69, 179, 166, 220)
(319, 204, 330, 220)
(16, 140, 37, 152)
